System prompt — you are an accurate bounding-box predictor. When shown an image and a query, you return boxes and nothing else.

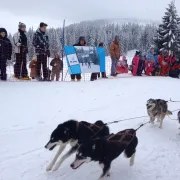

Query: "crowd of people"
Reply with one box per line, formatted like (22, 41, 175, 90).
(131, 47, 180, 78)
(0, 22, 180, 81)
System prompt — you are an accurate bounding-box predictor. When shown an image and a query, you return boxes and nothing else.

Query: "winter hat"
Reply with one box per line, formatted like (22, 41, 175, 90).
(40, 22, 48, 27)
(115, 35, 120, 41)
(18, 22, 26, 28)
(79, 36, 86, 44)
(0, 28, 7, 37)
(0, 28, 7, 34)
(99, 42, 104, 47)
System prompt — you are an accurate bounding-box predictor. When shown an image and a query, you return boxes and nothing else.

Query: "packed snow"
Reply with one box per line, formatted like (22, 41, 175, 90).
(0, 52, 180, 180)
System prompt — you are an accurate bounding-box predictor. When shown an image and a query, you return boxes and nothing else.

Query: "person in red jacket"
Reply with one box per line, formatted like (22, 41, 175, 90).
(158, 50, 170, 76)
(132, 51, 140, 76)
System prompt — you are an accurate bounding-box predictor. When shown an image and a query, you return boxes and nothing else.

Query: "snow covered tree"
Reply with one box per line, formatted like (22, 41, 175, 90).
(154, 1, 180, 55)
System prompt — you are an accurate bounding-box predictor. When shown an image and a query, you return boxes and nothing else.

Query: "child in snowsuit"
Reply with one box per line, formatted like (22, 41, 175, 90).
(132, 51, 140, 76)
(145, 47, 155, 76)
(151, 49, 161, 76)
(116, 56, 128, 74)
(137, 53, 145, 76)
(0, 28, 12, 80)
(169, 61, 180, 78)
(158, 50, 170, 76)
(50, 54, 63, 81)
(29, 56, 37, 79)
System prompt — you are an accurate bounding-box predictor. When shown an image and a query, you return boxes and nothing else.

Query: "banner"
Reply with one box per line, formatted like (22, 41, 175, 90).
(64, 46, 105, 74)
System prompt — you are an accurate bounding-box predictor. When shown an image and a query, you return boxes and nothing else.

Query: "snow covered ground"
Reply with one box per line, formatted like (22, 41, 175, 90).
(1, 76, 180, 180)
(1, 50, 180, 180)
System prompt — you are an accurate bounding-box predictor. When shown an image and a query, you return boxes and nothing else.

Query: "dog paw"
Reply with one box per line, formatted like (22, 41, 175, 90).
(106, 172, 110, 177)
(52, 165, 59, 172)
(46, 165, 53, 172)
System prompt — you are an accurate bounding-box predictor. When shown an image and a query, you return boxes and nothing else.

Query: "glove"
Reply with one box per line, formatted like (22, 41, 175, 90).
(46, 50, 50, 57)
(54, 63, 57, 67)
(16, 43, 21, 46)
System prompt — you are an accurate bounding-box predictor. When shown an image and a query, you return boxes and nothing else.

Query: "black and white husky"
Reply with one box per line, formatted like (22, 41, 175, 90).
(71, 129, 138, 180)
(146, 99, 172, 129)
(45, 119, 109, 172)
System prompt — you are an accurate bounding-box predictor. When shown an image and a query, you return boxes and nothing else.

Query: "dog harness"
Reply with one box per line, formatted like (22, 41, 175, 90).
(107, 129, 136, 146)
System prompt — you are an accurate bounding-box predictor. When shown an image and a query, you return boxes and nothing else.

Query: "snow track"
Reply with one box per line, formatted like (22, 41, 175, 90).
(0, 75, 180, 180)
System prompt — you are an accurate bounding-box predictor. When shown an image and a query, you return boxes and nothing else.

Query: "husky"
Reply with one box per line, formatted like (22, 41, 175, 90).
(45, 119, 109, 172)
(70, 129, 138, 180)
(146, 99, 172, 129)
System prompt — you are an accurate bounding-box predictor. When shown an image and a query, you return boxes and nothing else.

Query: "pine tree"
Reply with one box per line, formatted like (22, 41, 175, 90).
(154, 1, 180, 55)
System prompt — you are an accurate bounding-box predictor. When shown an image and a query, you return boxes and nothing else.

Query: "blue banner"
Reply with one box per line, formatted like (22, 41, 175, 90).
(64, 46, 105, 74)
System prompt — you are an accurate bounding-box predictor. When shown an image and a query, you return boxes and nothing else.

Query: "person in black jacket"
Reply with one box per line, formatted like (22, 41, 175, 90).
(33, 22, 50, 81)
(0, 28, 12, 80)
(13, 22, 29, 79)
(72, 36, 86, 81)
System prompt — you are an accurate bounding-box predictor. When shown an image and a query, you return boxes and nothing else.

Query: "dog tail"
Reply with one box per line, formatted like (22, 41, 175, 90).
(167, 110, 173, 115)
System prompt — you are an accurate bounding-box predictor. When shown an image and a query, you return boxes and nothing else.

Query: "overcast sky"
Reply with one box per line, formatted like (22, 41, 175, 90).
(0, 0, 180, 33)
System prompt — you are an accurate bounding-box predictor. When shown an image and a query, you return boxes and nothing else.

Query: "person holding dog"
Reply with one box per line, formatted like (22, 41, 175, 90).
(110, 36, 121, 77)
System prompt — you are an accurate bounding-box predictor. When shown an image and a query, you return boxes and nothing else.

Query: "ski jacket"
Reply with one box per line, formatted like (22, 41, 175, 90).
(50, 58, 63, 72)
(0, 28, 12, 60)
(33, 29, 49, 54)
(110, 41, 120, 59)
(13, 30, 28, 54)
(146, 52, 155, 62)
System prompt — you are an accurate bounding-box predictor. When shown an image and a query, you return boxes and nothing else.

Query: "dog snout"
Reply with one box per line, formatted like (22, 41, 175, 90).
(45, 142, 49, 149)
(70, 163, 74, 168)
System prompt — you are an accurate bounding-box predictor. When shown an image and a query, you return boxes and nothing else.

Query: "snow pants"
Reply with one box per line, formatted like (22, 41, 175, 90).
(37, 54, 48, 79)
(111, 58, 118, 75)
(0, 56, 7, 80)
(14, 53, 28, 78)
(160, 64, 170, 76)
(145, 62, 154, 76)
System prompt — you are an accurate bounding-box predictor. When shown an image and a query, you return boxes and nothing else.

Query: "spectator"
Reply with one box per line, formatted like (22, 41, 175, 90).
(137, 52, 146, 76)
(98, 42, 108, 78)
(116, 56, 129, 74)
(169, 60, 180, 78)
(72, 36, 85, 81)
(90, 42, 107, 81)
(33, 22, 50, 81)
(0, 28, 12, 81)
(158, 50, 170, 76)
(145, 47, 155, 76)
(50, 54, 63, 81)
(110, 36, 120, 76)
(13, 22, 29, 79)
(29, 56, 37, 79)
(169, 52, 176, 66)
(151, 49, 161, 76)
(132, 51, 140, 76)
